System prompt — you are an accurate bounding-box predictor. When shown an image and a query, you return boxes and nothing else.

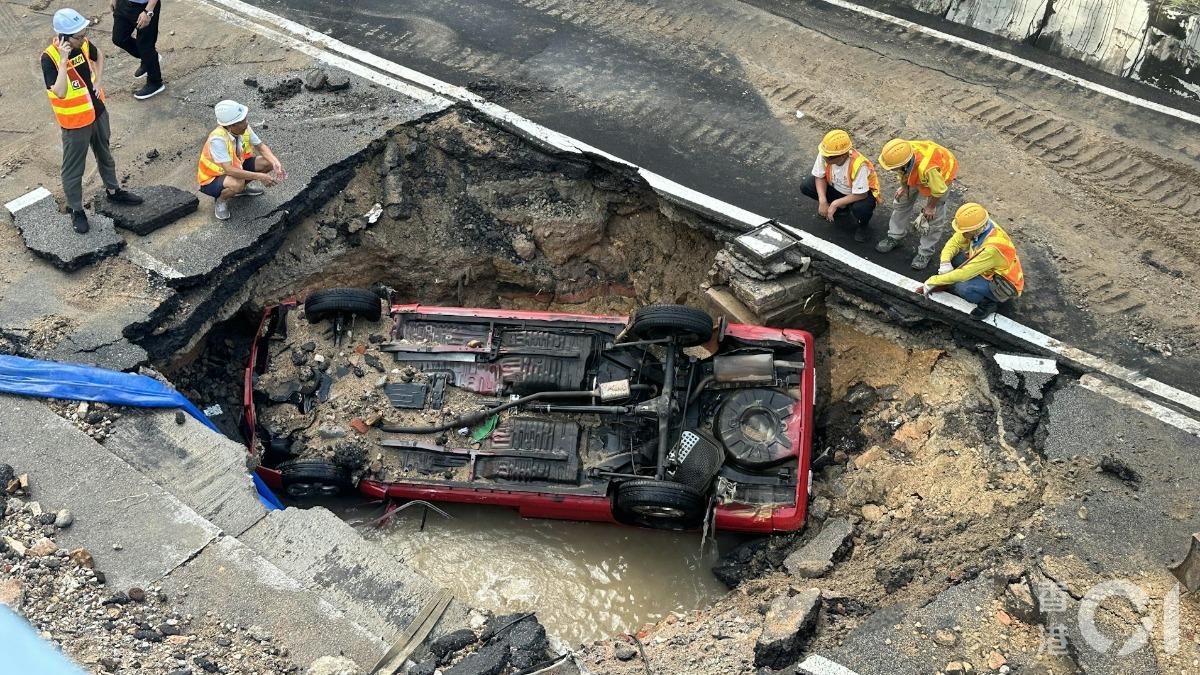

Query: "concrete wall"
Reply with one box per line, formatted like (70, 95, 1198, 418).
(890, 0, 1200, 99)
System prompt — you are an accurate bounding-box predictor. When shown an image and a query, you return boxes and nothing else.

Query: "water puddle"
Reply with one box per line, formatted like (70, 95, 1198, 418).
(335, 502, 736, 645)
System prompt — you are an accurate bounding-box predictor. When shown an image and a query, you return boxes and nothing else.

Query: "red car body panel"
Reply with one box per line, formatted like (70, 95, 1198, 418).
(245, 303, 814, 533)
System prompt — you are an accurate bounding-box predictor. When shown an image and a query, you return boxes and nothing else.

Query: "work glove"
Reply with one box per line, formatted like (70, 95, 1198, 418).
(938, 262, 953, 274)
(912, 213, 931, 236)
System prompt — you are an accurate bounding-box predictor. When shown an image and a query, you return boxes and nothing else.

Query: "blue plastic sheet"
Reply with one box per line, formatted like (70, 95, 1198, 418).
(0, 606, 88, 675)
(0, 355, 280, 510)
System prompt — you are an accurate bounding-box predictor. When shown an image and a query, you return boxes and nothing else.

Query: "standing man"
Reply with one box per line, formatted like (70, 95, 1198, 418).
(799, 129, 880, 242)
(197, 100, 286, 221)
(43, 9, 143, 234)
(111, 0, 164, 100)
(874, 138, 958, 270)
(921, 203, 1024, 319)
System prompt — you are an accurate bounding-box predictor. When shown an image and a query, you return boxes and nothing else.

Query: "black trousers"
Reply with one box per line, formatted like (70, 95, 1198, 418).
(800, 175, 875, 228)
(112, 1, 162, 84)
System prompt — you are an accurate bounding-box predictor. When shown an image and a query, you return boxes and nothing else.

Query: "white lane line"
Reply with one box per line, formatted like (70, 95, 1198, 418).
(994, 353, 1058, 375)
(203, 0, 1200, 422)
(813, 0, 1200, 127)
(1080, 374, 1200, 439)
(4, 187, 52, 216)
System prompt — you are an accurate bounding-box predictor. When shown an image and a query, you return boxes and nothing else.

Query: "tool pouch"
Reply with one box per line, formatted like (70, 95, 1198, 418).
(989, 276, 1019, 302)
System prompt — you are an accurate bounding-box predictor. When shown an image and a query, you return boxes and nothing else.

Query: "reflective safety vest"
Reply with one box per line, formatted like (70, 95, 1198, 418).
(968, 221, 1024, 295)
(197, 127, 254, 186)
(825, 149, 881, 204)
(905, 140, 958, 197)
(44, 41, 105, 130)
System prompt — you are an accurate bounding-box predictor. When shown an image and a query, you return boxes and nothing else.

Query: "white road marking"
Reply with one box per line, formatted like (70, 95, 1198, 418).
(813, 0, 1200, 127)
(4, 187, 52, 216)
(797, 654, 862, 675)
(200, 0, 1200, 424)
(1080, 374, 1200, 439)
(994, 353, 1059, 374)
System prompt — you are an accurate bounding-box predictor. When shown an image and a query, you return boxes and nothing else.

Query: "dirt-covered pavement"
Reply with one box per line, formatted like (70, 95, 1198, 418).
(242, 0, 1200, 393)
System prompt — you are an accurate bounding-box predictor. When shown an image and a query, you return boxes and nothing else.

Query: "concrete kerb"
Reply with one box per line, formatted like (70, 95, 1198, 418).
(196, 0, 1200, 426)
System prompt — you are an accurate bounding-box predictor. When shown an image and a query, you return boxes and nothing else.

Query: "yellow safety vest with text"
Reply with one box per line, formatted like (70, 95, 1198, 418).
(44, 40, 105, 130)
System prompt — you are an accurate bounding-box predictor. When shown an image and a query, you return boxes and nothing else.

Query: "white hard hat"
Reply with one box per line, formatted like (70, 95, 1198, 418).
(53, 8, 90, 35)
(214, 100, 249, 126)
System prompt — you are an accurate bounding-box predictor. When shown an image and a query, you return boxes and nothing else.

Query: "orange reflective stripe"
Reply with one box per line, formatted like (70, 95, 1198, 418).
(44, 42, 97, 129)
(197, 128, 255, 186)
(907, 140, 957, 196)
(968, 222, 1024, 295)
(823, 150, 881, 204)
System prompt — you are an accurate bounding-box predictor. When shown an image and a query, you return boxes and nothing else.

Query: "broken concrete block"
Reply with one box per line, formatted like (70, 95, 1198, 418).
(754, 589, 821, 669)
(95, 185, 198, 236)
(729, 267, 825, 315)
(784, 517, 852, 579)
(10, 195, 123, 272)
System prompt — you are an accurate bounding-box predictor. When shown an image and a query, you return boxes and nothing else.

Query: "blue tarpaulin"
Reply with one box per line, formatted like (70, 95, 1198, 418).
(0, 355, 282, 510)
(0, 607, 88, 675)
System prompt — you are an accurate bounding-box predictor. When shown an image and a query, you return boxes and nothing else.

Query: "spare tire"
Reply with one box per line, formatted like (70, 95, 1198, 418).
(628, 305, 713, 348)
(614, 479, 706, 530)
(279, 458, 351, 499)
(304, 288, 382, 323)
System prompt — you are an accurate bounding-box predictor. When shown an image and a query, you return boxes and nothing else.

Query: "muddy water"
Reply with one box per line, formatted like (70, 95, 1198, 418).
(335, 502, 735, 646)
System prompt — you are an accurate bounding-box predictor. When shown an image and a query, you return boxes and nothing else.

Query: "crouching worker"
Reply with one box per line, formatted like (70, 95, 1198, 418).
(921, 203, 1024, 319)
(800, 129, 880, 242)
(197, 99, 286, 221)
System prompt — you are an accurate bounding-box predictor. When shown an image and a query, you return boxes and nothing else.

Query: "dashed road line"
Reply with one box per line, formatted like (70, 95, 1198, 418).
(4, 187, 52, 216)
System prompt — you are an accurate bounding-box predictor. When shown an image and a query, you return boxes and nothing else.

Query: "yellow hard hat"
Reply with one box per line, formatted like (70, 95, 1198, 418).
(819, 129, 852, 157)
(878, 139, 914, 171)
(952, 203, 990, 233)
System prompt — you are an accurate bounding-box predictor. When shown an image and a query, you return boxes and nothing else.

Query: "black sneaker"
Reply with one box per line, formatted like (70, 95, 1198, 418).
(853, 225, 870, 243)
(106, 189, 144, 206)
(134, 82, 165, 100)
(970, 299, 999, 319)
(71, 210, 90, 234)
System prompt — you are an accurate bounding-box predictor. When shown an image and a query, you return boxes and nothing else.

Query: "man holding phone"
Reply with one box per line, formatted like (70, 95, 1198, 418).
(110, 0, 164, 100)
(42, 8, 143, 234)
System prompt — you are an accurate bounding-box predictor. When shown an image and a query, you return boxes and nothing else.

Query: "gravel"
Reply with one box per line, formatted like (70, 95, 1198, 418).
(1, 468, 302, 674)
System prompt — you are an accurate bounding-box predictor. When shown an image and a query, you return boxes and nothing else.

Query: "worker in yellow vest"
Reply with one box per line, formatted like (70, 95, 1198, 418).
(197, 100, 286, 221)
(800, 129, 881, 242)
(922, 203, 1025, 319)
(42, 8, 143, 234)
(875, 138, 958, 270)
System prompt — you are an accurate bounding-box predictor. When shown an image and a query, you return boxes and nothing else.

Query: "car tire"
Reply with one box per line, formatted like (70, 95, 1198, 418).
(614, 478, 706, 530)
(304, 288, 383, 323)
(279, 458, 350, 499)
(628, 305, 713, 347)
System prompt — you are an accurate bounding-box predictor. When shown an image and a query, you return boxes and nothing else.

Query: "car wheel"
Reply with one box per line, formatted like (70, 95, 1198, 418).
(304, 288, 383, 323)
(628, 305, 713, 347)
(279, 458, 350, 499)
(614, 479, 706, 530)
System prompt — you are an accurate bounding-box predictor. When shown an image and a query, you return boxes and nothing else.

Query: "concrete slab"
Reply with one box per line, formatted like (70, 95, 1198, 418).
(102, 409, 266, 537)
(10, 195, 123, 272)
(0, 395, 219, 589)
(240, 507, 472, 645)
(123, 74, 446, 287)
(159, 533, 390, 668)
(784, 517, 852, 578)
(95, 185, 199, 236)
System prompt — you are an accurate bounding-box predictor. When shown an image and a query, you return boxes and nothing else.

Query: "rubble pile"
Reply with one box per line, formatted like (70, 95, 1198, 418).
(0, 463, 302, 675)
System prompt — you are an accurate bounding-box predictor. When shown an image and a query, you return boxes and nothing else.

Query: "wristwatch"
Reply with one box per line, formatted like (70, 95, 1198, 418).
(144, 9, 154, 17)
